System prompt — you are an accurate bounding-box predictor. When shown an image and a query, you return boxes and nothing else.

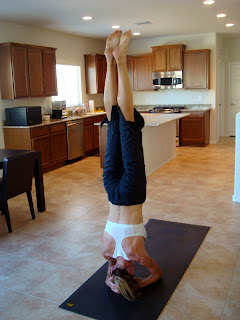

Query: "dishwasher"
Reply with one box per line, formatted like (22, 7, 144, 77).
(66, 119, 84, 160)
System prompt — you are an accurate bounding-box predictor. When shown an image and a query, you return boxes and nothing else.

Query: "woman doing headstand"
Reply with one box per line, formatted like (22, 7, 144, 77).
(102, 30, 162, 301)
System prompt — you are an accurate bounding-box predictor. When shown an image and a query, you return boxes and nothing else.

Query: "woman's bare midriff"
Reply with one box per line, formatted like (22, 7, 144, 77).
(107, 202, 143, 225)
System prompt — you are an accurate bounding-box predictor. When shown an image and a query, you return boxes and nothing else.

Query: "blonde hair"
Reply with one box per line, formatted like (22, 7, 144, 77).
(112, 268, 140, 301)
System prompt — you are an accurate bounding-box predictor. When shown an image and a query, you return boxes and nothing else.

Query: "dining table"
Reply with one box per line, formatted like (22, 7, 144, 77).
(0, 149, 46, 212)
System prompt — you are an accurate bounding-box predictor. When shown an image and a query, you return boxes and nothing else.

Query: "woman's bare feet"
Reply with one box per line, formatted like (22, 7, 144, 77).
(113, 30, 131, 63)
(105, 30, 122, 62)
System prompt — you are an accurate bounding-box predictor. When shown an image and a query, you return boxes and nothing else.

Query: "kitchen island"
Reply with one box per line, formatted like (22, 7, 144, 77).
(97, 112, 190, 176)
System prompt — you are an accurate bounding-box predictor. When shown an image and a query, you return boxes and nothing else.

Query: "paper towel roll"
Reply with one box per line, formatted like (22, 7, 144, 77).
(89, 100, 95, 113)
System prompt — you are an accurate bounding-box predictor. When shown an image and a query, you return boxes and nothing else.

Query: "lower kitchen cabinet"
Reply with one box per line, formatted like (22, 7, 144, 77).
(83, 115, 105, 153)
(50, 123, 68, 163)
(3, 122, 67, 172)
(179, 110, 210, 146)
(32, 134, 52, 168)
(84, 124, 95, 153)
(3, 114, 106, 172)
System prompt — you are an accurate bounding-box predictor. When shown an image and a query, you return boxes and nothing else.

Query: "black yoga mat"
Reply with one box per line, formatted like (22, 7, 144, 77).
(59, 219, 210, 320)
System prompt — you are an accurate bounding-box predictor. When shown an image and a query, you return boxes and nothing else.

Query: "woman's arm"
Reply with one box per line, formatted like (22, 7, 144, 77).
(135, 254, 162, 289)
(104, 257, 120, 293)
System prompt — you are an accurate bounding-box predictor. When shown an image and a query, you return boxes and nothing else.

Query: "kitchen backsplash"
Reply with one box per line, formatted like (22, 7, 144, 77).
(135, 104, 212, 111)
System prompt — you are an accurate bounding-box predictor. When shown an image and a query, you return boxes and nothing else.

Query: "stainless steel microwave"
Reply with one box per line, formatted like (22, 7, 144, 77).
(152, 71, 183, 90)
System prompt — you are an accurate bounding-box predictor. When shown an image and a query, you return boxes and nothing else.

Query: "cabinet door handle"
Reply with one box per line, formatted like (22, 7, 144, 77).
(230, 103, 236, 106)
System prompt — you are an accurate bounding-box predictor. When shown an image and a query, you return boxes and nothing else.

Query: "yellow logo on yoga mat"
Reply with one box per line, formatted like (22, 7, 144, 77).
(66, 302, 74, 307)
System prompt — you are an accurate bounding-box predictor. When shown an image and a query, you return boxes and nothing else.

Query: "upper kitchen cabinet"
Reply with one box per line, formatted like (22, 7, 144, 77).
(0, 42, 57, 100)
(152, 44, 186, 72)
(127, 56, 134, 91)
(183, 49, 210, 89)
(0, 44, 29, 99)
(127, 54, 153, 91)
(134, 54, 153, 91)
(84, 54, 106, 94)
(28, 47, 44, 97)
(42, 49, 58, 96)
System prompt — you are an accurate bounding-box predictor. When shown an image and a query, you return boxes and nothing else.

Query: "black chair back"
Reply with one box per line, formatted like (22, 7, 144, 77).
(1, 151, 36, 200)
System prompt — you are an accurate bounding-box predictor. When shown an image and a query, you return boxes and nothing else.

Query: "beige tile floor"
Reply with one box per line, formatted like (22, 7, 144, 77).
(0, 137, 239, 320)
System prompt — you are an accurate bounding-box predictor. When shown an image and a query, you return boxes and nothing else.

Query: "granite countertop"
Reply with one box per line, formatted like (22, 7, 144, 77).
(135, 104, 212, 112)
(3, 112, 106, 128)
(142, 113, 190, 126)
(95, 112, 190, 127)
(180, 107, 211, 112)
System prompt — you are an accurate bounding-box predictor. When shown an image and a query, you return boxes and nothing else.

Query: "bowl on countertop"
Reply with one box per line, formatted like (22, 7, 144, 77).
(42, 115, 51, 121)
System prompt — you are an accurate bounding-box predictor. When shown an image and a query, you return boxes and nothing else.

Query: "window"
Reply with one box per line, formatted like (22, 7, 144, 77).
(52, 64, 82, 107)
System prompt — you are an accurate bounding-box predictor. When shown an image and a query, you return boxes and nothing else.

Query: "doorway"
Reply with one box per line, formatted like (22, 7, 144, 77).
(228, 62, 240, 136)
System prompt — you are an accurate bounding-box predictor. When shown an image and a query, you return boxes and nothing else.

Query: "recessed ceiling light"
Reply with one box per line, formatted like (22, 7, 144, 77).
(226, 23, 234, 27)
(203, 0, 215, 4)
(133, 32, 140, 36)
(82, 16, 92, 21)
(217, 13, 226, 18)
(112, 25, 120, 29)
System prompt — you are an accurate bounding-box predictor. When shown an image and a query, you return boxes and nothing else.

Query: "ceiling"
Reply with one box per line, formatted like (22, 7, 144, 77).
(0, 0, 240, 40)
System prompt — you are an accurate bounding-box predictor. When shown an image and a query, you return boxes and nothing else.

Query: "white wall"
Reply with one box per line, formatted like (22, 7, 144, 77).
(0, 21, 105, 148)
(128, 32, 218, 144)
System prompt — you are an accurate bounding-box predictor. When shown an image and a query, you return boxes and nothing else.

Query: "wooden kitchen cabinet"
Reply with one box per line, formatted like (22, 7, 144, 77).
(42, 49, 58, 96)
(28, 47, 44, 97)
(5, 45, 30, 99)
(83, 115, 105, 153)
(179, 110, 210, 146)
(84, 125, 95, 153)
(183, 49, 210, 89)
(152, 44, 186, 72)
(32, 132, 52, 168)
(84, 54, 106, 94)
(127, 54, 153, 91)
(127, 56, 134, 91)
(3, 122, 67, 172)
(134, 54, 153, 91)
(0, 42, 57, 99)
(50, 123, 67, 163)
(94, 125, 100, 148)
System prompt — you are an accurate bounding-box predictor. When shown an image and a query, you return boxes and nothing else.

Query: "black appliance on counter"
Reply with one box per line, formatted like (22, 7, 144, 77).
(149, 106, 185, 114)
(5, 106, 42, 126)
(52, 110, 63, 119)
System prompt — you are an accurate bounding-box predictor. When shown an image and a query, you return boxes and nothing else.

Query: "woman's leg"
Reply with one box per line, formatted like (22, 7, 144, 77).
(103, 31, 125, 203)
(109, 31, 146, 205)
(113, 30, 134, 122)
(104, 30, 121, 121)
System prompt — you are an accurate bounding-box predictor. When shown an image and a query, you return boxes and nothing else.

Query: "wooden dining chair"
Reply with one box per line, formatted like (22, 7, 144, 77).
(0, 151, 36, 232)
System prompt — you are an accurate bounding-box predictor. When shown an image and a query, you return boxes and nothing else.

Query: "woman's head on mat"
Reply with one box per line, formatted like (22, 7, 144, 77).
(111, 267, 140, 301)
